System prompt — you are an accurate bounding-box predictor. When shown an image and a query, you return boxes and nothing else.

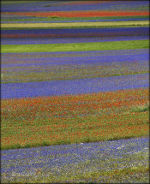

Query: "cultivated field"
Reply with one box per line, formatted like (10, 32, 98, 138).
(1, 0, 149, 183)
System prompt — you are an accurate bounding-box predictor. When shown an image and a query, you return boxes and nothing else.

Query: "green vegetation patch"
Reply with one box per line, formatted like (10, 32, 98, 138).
(131, 104, 149, 112)
(2, 40, 149, 53)
(2, 15, 149, 22)
(2, 108, 149, 150)
(1, 20, 149, 30)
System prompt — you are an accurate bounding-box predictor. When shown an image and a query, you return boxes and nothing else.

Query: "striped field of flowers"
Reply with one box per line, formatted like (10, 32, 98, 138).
(1, 0, 149, 148)
(1, 1, 149, 183)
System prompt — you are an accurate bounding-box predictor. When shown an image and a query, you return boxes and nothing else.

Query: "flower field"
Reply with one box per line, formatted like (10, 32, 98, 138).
(2, 137, 149, 183)
(2, 88, 149, 150)
(1, 0, 149, 183)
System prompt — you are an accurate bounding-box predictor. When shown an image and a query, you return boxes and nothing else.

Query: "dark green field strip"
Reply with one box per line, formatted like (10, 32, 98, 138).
(2, 15, 149, 22)
(2, 40, 149, 53)
(1, 24, 149, 30)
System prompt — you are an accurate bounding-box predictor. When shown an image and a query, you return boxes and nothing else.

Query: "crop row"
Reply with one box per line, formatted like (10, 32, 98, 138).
(2, 50, 148, 64)
(4, 11, 149, 18)
(1, 88, 149, 149)
(1, 73, 149, 99)
(1, 35, 148, 45)
(1, 52, 148, 83)
(2, 1, 148, 12)
(2, 40, 149, 54)
(1, 137, 149, 183)
(2, 49, 148, 59)
(2, 27, 149, 39)
(2, 17, 149, 24)
(2, 21, 149, 29)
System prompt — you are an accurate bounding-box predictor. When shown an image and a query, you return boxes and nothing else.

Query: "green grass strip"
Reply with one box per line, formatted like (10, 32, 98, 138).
(1, 1, 38, 3)
(1, 20, 149, 29)
(2, 16, 149, 22)
(2, 40, 149, 53)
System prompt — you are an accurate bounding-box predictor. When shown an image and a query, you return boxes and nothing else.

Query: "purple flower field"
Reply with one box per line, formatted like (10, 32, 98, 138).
(2, 74, 149, 99)
(2, 52, 148, 67)
(1, 137, 149, 178)
(2, 48, 148, 63)
(2, 1, 148, 12)
(2, 27, 149, 37)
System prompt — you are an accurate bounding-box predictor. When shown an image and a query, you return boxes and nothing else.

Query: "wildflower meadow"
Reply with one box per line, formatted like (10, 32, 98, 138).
(1, 0, 149, 183)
